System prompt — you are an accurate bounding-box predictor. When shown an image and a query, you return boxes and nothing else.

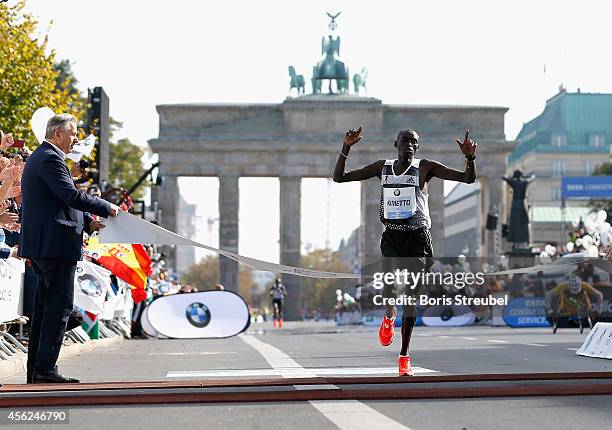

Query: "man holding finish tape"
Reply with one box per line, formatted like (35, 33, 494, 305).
(333, 126, 477, 376)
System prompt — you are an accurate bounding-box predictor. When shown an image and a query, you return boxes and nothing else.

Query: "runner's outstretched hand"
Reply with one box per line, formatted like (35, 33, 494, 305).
(344, 125, 363, 146)
(456, 129, 477, 156)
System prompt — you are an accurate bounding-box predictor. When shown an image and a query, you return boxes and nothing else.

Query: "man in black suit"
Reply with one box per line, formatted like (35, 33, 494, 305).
(19, 114, 120, 384)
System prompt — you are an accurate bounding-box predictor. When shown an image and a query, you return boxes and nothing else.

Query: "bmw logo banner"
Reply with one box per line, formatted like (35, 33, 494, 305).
(185, 302, 211, 328)
(147, 291, 250, 339)
(73, 261, 112, 315)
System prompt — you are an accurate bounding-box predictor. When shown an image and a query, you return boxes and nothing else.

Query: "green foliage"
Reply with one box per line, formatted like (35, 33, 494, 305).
(0, 1, 83, 148)
(109, 138, 148, 199)
(299, 248, 348, 314)
(182, 255, 219, 290)
(181, 255, 256, 304)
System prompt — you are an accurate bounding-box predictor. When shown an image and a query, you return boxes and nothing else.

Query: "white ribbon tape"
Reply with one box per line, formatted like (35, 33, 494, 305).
(99, 211, 362, 279)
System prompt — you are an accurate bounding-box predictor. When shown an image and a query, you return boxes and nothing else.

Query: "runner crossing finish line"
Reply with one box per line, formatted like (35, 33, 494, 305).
(333, 125, 478, 376)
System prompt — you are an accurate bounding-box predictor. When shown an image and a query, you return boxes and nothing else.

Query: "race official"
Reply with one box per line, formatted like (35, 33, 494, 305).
(19, 114, 119, 384)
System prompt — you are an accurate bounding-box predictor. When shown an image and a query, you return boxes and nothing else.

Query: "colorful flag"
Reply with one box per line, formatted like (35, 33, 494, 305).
(82, 311, 100, 339)
(84, 237, 151, 294)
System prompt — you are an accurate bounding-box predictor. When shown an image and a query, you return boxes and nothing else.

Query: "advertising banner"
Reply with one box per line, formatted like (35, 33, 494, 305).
(73, 261, 111, 315)
(503, 297, 550, 327)
(577, 322, 612, 359)
(0, 258, 24, 322)
(147, 290, 250, 339)
(561, 176, 612, 199)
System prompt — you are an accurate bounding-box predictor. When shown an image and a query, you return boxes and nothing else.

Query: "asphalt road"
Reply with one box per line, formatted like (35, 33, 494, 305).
(1, 321, 611, 430)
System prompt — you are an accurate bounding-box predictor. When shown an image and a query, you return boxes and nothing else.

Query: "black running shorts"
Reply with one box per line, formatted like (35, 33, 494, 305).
(380, 227, 434, 317)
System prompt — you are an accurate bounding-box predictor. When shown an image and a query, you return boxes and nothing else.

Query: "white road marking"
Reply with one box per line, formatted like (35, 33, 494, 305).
(310, 400, 414, 430)
(166, 366, 437, 378)
(294, 384, 338, 391)
(240, 334, 315, 378)
(149, 352, 237, 356)
(460, 337, 477, 340)
(239, 334, 414, 430)
(565, 348, 579, 351)
(487, 340, 510, 343)
(438, 335, 451, 339)
(522, 343, 548, 347)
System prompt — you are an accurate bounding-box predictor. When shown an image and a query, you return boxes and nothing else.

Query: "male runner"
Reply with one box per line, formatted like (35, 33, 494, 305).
(269, 277, 288, 328)
(333, 126, 477, 376)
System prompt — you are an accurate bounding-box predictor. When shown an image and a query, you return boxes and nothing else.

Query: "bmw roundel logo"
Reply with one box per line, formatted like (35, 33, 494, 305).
(77, 274, 103, 297)
(185, 302, 211, 328)
(393, 189, 400, 196)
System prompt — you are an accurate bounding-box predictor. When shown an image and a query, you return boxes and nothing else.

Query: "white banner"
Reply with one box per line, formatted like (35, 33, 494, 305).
(73, 261, 111, 315)
(100, 211, 361, 279)
(576, 322, 612, 360)
(147, 290, 249, 339)
(0, 258, 24, 323)
(67, 133, 96, 163)
(141, 306, 168, 339)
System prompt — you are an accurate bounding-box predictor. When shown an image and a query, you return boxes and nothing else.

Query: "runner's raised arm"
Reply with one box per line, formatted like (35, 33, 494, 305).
(333, 125, 384, 183)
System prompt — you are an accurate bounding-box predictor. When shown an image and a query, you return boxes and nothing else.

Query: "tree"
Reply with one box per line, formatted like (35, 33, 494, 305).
(181, 255, 256, 304)
(109, 137, 148, 199)
(182, 255, 219, 290)
(0, 1, 83, 148)
(589, 162, 612, 222)
(299, 248, 350, 314)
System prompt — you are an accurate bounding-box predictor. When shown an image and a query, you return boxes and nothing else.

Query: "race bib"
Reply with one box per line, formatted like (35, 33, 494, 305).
(383, 187, 416, 219)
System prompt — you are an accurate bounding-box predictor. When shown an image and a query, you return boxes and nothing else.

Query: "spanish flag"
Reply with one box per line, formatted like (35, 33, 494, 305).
(84, 237, 151, 295)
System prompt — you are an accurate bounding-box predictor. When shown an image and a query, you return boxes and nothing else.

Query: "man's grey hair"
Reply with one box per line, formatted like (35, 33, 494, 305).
(45, 114, 77, 140)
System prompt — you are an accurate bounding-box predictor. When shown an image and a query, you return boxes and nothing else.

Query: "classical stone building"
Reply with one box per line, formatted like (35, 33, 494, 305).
(508, 89, 612, 244)
(175, 196, 197, 276)
(149, 94, 512, 318)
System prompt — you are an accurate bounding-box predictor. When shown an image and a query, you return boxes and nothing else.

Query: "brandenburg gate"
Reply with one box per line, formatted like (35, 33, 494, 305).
(148, 14, 512, 318)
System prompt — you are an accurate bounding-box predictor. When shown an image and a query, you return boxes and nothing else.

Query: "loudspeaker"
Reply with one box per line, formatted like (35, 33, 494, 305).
(486, 213, 498, 230)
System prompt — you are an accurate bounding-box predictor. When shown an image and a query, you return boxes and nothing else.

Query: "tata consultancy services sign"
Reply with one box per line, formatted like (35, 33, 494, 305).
(561, 176, 612, 200)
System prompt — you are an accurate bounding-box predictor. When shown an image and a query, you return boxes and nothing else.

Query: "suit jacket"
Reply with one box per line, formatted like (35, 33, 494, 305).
(18, 141, 111, 261)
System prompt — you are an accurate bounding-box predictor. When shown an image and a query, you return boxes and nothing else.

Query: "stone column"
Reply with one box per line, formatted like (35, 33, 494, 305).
(156, 174, 179, 271)
(488, 175, 506, 257)
(428, 179, 445, 257)
(218, 175, 239, 292)
(360, 178, 383, 269)
(480, 175, 506, 258)
(279, 177, 301, 320)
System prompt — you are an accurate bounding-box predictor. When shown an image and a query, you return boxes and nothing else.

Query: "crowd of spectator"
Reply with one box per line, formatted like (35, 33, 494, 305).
(1, 126, 201, 340)
(0, 130, 27, 260)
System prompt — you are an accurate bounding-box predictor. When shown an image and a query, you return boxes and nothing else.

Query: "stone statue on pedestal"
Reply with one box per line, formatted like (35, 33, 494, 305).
(503, 169, 535, 249)
(312, 12, 350, 94)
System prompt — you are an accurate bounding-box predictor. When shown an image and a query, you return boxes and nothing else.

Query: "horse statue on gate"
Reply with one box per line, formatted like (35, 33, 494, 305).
(337, 74, 350, 93)
(353, 67, 368, 95)
(313, 33, 349, 94)
(288, 66, 305, 96)
(311, 66, 322, 94)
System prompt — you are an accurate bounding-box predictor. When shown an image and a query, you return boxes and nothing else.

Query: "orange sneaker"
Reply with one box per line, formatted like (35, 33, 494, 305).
(398, 355, 415, 377)
(378, 307, 397, 347)
(273, 320, 278, 328)
(279, 319, 284, 328)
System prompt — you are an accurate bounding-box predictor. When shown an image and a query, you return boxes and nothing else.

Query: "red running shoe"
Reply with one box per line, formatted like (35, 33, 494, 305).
(398, 355, 415, 376)
(378, 307, 397, 347)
